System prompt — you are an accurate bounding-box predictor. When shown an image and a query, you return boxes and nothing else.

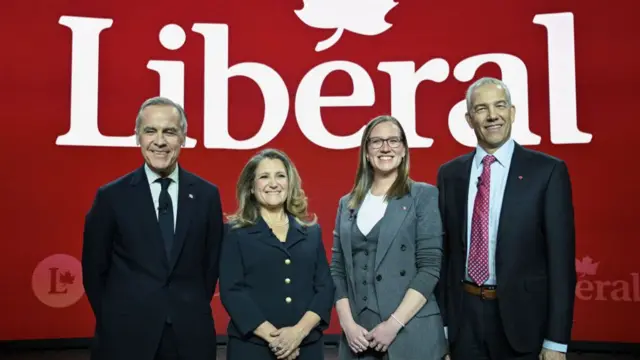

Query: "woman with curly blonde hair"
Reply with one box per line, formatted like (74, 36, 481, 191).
(220, 148, 335, 360)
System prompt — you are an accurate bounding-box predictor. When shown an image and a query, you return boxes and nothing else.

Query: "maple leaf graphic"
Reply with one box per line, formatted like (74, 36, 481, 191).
(575, 256, 599, 278)
(295, 0, 398, 52)
(59, 270, 75, 285)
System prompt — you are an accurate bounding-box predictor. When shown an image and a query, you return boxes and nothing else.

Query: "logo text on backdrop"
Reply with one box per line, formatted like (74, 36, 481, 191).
(575, 256, 640, 302)
(56, 12, 592, 149)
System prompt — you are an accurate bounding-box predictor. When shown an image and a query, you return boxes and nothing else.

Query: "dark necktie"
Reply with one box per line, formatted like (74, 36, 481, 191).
(156, 178, 174, 258)
(468, 154, 496, 285)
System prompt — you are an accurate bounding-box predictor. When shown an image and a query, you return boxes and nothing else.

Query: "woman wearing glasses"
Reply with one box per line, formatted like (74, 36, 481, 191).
(330, 115, 447, 360)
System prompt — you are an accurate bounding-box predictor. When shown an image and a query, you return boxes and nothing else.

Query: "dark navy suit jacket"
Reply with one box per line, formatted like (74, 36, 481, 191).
(82, 166, 224, 360)
(436, 143, 577, 353)
(219, 214, 335, 346)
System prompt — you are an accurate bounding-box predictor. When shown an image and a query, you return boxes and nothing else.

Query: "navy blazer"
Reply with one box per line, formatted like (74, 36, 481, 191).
(219, 214, 335, 346)
(436, 143, 577, 353)
(81, 166, 224, 360)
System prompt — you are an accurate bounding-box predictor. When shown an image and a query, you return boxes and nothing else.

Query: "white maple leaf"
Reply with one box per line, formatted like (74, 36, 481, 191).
(295, 0, 398, 52)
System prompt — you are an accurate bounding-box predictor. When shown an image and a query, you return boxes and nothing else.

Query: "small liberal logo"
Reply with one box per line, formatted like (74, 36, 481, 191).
(32, 254, 84, 308)
(295, 0, 398, 51)
(575, 255, 640, 302)
(576, 256, 599, 277)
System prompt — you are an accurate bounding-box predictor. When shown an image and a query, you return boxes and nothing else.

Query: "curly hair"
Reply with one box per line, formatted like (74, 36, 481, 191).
(226, 148, 317, 228)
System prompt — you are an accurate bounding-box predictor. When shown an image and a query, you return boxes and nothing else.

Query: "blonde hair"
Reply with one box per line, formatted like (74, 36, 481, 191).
(227, 148, 317, 228)
(347, 115, 412, 210)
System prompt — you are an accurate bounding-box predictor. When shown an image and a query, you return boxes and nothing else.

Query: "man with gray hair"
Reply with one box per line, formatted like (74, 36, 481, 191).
(82, 96, 224, 360)
(436, 77, 577, 360)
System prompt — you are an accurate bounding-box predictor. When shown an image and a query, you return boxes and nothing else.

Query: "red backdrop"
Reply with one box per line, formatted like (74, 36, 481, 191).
(1, 0, 639, 344)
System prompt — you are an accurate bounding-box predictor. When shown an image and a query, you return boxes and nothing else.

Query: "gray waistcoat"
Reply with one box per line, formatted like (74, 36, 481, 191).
(351, 220, 381, 314)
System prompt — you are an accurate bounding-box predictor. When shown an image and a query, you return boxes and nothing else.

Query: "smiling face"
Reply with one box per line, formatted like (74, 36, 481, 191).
(366, 121, 406, 176)
(137, 104, 185, 177)
(465, 83, 515, 153)
(253, 158, 289, 210)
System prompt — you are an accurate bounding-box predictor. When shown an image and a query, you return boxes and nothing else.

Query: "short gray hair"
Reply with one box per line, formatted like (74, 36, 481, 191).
(135, 96, 188, 134)
(465, 77, 512, 112)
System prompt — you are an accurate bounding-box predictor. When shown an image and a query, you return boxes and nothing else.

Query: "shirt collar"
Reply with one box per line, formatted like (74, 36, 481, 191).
(473, 138, 515, 169)
(144, 163, 180, 185)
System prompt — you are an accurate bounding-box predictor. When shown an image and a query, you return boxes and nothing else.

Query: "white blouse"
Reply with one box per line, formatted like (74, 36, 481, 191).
(356, 190, 388, 236)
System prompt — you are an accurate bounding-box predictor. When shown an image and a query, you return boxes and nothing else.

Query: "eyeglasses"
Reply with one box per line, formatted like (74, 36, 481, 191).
(368, 136, 403, 149)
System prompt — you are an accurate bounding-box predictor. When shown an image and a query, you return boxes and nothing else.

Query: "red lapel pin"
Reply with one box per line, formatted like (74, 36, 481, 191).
(518, 176, 523, 180)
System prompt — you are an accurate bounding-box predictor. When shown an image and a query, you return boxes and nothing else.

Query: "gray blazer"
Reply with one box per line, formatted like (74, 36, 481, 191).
(330, 182, 447, 360)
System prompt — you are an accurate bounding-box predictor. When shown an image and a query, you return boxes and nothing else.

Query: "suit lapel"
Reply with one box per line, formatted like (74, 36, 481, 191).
(247, 216, 290, 256)
(130, 167, 169, 269)
(454, 152, 475, 248)
(495, 144, 530, 260)
(168, 168, 195, 273)
(285, 215, 307, 250)
(375, 194, 413, 271)
(339, 201, 358, 292)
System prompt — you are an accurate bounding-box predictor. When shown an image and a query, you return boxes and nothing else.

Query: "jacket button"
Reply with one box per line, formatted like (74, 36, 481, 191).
(400, 270, 406, 276)
(285, 297, 292, 304)
(401, 245, 406, 251)
(284, 259, 291, 265)
(376, 274, 382, 281)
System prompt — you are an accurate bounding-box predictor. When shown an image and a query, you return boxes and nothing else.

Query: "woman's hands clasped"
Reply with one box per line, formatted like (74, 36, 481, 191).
(365, 318, 403, 353)
(343, 321, 371, 353)
(344, 317, 403, 354)
(268, 326, 305, 360)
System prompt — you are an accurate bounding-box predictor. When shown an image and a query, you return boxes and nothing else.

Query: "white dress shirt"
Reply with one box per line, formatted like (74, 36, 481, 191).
(144, 164, 179, 231)
(465, 138, 514, 285)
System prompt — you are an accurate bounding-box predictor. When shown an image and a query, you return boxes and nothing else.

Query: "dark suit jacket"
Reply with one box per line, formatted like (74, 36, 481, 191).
(219, 215, 334, 346)
(435, 143, 577, 353)
(82, 165, 224, 360)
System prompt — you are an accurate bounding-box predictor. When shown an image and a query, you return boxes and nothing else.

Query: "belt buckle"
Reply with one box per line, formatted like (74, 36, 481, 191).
(479, 285, 496, 300)
(479, 287, 489, 300)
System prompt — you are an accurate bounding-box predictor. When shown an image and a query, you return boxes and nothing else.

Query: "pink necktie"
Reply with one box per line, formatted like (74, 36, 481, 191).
(468, 154, 496, 285)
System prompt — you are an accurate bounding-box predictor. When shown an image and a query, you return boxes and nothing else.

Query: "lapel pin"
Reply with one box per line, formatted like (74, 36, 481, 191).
(189, 194, 194, 199)
(518, 176, 523, 180)
(402, 206, 407, 210)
